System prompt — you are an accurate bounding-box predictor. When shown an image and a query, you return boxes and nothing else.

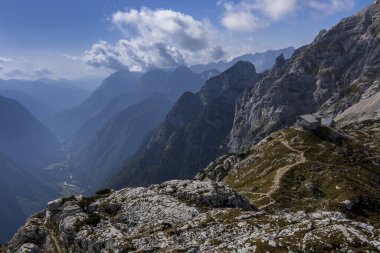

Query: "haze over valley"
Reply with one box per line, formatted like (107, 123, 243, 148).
(0, 1, 380, 252)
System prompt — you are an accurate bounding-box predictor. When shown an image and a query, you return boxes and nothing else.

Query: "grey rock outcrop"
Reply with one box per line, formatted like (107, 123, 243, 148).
(228, 3, 380, 152)
(6, 180, 253, 253)
(110, 61, 264, 188)
(6, 182, 380, 252)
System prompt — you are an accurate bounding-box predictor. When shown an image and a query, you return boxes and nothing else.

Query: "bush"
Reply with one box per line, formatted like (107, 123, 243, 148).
(61, 195, 76, 205)
(78, 196, 97, 211)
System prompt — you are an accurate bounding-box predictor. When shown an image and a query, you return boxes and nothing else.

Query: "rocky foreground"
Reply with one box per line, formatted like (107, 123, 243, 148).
(3, 179, 379, 253)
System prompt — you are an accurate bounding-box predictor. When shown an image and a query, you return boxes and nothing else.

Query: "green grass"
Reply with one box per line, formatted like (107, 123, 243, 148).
(222, 127, 380, 222)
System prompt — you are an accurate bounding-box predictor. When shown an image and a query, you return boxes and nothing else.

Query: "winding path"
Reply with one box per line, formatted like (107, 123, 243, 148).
(257, 140, 306, 209)
(45, 226, 62, 253)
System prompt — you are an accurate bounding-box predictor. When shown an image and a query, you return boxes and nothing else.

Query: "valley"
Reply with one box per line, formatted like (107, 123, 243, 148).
(0, 0, 379, 252)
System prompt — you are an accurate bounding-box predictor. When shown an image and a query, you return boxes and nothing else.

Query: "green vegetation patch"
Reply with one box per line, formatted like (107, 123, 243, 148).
(223, 127, 380, 223)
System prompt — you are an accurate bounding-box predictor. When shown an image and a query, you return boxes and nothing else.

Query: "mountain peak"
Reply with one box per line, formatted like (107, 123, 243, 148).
(224, 61, 256, 77)
(273, 53, 286, 69)
(173, 65, 193, 74)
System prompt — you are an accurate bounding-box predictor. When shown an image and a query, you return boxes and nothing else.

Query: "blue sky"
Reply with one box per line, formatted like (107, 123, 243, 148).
(0, 0, 373, 79)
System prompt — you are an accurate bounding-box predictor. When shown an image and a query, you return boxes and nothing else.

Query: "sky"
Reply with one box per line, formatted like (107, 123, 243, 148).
(0, 0, 374, 80)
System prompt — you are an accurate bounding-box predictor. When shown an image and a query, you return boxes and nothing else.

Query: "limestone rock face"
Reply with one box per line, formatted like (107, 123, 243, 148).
(228, 3, 380, 152)
(111, 61, 264, 188)
(6, 196, 380, 252)
(6, 180, 253, 253)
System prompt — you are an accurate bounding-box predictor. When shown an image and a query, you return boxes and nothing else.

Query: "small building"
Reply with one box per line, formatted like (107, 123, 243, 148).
(296, 114, 321, 130)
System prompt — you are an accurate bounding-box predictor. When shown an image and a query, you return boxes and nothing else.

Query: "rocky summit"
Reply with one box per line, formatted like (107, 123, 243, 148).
(228, 2, 380, 152)
(2, 2, 380, 253)
(3, 178, 380, 253)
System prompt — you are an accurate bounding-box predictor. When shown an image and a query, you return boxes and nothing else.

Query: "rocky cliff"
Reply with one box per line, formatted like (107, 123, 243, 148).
(110, 61, 263, 188)
(228, 2, 380, 152)
(4, 176, 380, 252)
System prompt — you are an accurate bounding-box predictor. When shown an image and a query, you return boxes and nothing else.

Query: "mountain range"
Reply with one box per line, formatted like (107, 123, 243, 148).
(0, 95, 60, 242)
(0, 95, 61, 170)
(0, 79, 89, 114)
(110, 61, 263, 188)
(190, 47, 295, 73)
(3, 3, 380, 250)
(106, 2, 380, 190)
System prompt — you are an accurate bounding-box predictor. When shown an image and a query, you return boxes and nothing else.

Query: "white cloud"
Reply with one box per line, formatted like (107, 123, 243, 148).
(220, 0, 298, 32)
(258, 0, 299, 21)
(84, 8, 225, 71)
(61, 54, 79, 61)
(307, 0, 355, 15)
(0, 57, 13, 63)
(221, 10, 266, 32)
(220, 0, 356, 32)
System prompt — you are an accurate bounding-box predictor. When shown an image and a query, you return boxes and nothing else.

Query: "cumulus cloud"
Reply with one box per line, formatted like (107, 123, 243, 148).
(307, 0, 355, 15)
(84, 8, 225, 71)
(220, 0, 298, 32)
(220, 0, 356, 32)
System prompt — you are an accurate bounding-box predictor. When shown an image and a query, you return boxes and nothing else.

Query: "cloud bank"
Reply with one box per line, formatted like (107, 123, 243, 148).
(307, 0, 355, 15)
(84, 8, 225, 72)
(220, 0, 357, 32)
(84, 1, 358, 72)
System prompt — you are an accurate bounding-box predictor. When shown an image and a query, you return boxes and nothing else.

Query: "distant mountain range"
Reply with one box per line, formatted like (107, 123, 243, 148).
(0, 95, 61, 170)
(48, 49, 297, 191)
(107, 2, 380, 189)
(0, 96, 59, 242)
(0, 153, 55, 242)
(4, 2, 380, 251)
(110, 61, 263, 188)
(0, 79, 89, 113)
(0, 89, 53, 123)
(190, 47, 295, 73)
(49, 70, 143, 140)
(72, 94, 172, 190)
(66, 66, 216, 190)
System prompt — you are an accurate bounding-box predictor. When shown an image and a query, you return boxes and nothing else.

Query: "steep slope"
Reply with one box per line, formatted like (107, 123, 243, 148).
(72, 94, 172, 190)
(190, 47, 295, 73)
(0, 153, 55, 242)
(0, 79, 89, 113)
(0, 95, 60, 170)
(228, 2, 380, 152)
(134, 66, 204, 102)
(336, 90, 380, 125)
(70, 66, 205, 152)
(6, 177, 380, 252)
(110, 61, 262, 188)
(198, 126, 380, 219)
(50, 70, 142, 140)
(0, 89, 53, 123)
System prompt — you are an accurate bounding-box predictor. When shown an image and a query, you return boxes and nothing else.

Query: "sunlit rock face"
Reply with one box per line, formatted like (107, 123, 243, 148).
(228, 3, 380, 152)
